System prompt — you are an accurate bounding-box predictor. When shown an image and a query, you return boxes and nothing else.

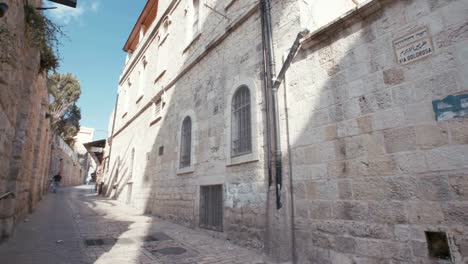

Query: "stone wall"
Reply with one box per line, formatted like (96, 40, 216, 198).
(49, 135, 85, 187)
(283, 0, 468, 263)
(0, 0, 53, 241)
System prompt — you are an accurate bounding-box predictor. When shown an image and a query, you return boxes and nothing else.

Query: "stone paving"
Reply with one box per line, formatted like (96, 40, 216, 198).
(0, 185, 264, 264)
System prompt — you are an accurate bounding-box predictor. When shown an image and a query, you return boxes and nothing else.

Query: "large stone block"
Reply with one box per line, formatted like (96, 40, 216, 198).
(434, 21, 468, 49)
(425, 145, 468, 171)
(383, 68, 405, 86)
(415, 174, 454, 201)
(448, 174, 468, 200)
(357, 115, 373, 134)
(352, 178, 387, 201)
(343, 136, 366, 159)
(383, 126, 417, 153)
(443, 202, 468, 225)
(372, 108, 405, 131)
(447, 119, 468, 144)
(415, 123, 449, 148)
(368, 201, 408, 224)
(308, 201, 333, 220)
(333, 201, 368, 221)
(408, 201, 445, 224)
(335, 236, 356, 254)
(393, 151, 429, 174)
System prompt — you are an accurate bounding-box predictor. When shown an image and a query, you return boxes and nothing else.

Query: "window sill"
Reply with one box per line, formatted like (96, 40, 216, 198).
(183, 33, 202, 54)
(135, 95, 144, 104)
(154, 69, 166, 84)
(159, 33, 170, 47)
(177, 165, 194, 175)
(226, 152, 258, 167)
(149, 116, 162, 127)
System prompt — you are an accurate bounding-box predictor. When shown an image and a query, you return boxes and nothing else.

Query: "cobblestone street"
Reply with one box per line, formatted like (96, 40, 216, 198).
(0, 186, 264, 264)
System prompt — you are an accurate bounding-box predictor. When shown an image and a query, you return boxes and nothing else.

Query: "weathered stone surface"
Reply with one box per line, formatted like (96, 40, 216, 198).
(383, 68, 405, 85)
(383, 127, 417, 153)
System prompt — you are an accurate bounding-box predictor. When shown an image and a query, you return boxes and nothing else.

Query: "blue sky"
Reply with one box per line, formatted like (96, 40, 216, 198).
(46, 0, 146, 140)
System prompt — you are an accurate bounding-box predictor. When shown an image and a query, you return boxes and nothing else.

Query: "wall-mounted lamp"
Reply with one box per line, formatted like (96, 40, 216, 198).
(0, 3, 9, 18)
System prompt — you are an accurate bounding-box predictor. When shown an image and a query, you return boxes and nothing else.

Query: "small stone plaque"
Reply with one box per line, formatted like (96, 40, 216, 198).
(393, 27, 434, 65)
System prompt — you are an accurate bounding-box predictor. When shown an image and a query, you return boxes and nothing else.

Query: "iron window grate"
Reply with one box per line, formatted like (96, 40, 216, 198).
(231, 86, 252, 157)
(199, 185, 223, 231)
(180, 116, 192, 168)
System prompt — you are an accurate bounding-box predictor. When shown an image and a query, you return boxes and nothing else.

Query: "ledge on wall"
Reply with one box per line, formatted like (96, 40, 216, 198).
(301, 0, 382, 50)
(183, 32, 202, 54)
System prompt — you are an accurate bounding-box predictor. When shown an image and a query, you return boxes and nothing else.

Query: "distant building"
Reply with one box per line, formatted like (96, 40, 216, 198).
(103, 0, 468, 263)
(73, 127, 96, 185)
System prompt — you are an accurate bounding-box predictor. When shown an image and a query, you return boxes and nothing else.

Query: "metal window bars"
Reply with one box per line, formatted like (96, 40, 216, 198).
(231, 86, 252, 157)
(199, 185, 223, 231)
(180, 116, 192, 168)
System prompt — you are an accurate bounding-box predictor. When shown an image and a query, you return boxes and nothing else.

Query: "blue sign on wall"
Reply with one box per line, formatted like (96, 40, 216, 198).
(433, 94, 468, 121)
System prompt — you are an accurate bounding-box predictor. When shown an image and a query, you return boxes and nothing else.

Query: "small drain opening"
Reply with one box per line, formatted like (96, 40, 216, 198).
(84, 238, 116, 247)
(142, 232, 173, 242)
(425, 231, 451, 260)
(153, 247, 187, 255)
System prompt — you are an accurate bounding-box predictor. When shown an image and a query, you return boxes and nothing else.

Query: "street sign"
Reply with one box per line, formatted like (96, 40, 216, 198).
(47, 0, 77, 8)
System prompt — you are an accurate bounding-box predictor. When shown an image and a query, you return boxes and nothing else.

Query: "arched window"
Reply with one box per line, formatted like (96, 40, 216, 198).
(231, 86, 251, 157)
(180, 116, 192, 168)
(129, 148, 135, 181)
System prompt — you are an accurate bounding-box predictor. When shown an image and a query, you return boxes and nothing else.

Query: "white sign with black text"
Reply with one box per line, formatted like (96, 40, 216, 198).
(393, 27, 434, 65)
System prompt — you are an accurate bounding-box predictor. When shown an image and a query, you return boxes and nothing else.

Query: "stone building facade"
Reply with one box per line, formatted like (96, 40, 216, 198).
(284, 0, 468, 263)
(104, 0, 468, 262)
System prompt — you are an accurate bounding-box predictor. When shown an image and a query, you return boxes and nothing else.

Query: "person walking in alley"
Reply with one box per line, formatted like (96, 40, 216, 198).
(51, 173, 62, 193)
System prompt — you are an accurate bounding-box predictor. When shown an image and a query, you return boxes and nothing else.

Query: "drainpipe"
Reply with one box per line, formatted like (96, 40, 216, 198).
(273, 30, 310, 90)
(262, 0, 309, 210)
(260, 0, 272, 188)
(261, 0, 283, 210)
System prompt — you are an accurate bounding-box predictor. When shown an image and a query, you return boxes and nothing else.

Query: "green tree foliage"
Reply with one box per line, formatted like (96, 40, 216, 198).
(24, 4, 63, 73)
(48, 73, 81, 146)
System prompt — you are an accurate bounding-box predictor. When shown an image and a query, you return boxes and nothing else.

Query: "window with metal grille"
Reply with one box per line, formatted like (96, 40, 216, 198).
(231, 86, 252, 157)
(179, 116, 192, 168)
(129, 148, 135, 181)
(154, 101, 161, 117)
(199, 185, 223, 231)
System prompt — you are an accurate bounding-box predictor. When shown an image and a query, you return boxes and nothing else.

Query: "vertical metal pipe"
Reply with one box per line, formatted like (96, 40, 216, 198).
(260, 0, 272, 187)
(262, 0, 283, 209)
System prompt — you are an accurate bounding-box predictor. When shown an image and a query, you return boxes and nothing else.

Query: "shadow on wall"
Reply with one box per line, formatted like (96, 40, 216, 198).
(283, 0, 468, 263)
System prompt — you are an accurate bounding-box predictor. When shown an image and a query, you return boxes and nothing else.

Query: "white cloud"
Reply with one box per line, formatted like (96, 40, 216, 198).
(48, 0, 100, 25)
(90, 2, 100, 13)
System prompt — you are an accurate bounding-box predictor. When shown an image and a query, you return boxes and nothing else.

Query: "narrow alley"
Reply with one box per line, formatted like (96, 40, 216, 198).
(0, 186, 263, 264)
